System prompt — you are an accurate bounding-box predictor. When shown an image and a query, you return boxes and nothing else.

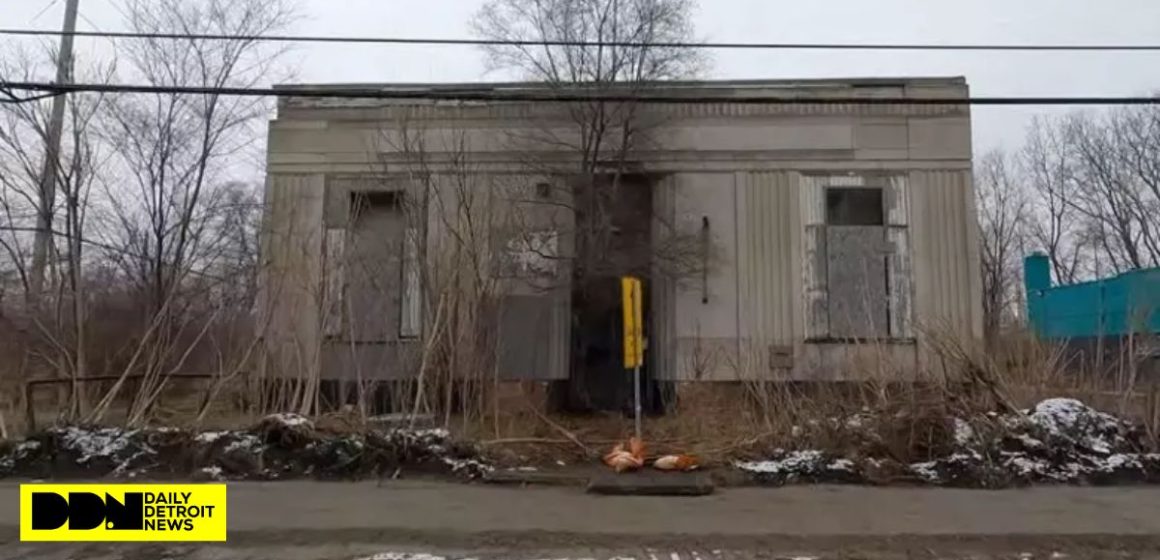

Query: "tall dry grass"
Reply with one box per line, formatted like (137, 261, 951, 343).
(465, 326, 1159, 467)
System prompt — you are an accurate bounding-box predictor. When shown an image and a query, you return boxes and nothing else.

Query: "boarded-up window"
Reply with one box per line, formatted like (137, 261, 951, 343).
(345, 190, 423, 342)
(804, 178, 913, 340)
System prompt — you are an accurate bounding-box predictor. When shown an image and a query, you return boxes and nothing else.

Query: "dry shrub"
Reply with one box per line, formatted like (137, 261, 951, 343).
(469, 325, 1157, 468)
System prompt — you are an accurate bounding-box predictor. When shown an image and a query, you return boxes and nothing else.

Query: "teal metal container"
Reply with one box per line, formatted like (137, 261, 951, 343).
(1024, 254, 1160, 338)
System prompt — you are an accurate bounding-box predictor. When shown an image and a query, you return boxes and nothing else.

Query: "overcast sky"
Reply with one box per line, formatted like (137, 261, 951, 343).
(4, 0, 1160, 152)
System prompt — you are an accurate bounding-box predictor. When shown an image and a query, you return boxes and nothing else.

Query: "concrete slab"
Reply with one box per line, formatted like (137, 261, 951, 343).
(586, 470, 715, 496)
(483, 468, 589, 486)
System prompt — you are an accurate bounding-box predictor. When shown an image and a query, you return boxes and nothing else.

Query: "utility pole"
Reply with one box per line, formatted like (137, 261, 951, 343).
(28, 0, 80, 306)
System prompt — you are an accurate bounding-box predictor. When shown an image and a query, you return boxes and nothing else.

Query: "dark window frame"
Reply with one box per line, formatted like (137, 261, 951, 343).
(826, 187, 885, 226)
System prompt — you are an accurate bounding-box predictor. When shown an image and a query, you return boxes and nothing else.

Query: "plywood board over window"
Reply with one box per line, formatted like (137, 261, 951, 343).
(342, 190, 425, 343)
(802, 175, 913, 342)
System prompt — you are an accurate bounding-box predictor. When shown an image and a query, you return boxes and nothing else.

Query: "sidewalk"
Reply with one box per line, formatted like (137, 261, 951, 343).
(3, 481, 1160, 552)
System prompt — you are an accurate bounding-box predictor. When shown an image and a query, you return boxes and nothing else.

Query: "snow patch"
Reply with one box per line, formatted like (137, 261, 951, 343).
(199, 465, 225, 480)
(262, 412, 313, 429)
(953, 418, 975, 446)
(736, 449, 858, 483)
(223, 433, 263, 454)
(1027, 398, 1126, 454)
(736, 450, 824, 474)
(909, 460, 940, 483)
(442, 457, 494, 479)
(57, 426, 142, 465)
(195, 431, 227, 444)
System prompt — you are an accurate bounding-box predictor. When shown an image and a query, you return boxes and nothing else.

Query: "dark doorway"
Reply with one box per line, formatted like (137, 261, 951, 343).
(555, 173, 665, 415)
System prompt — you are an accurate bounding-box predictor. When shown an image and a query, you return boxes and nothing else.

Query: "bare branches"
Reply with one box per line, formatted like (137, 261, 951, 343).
(1013, 104, 1160, 285)
(474, 0, 706, 84)
(472, 0, 710, 294)
(976, 149, 1029, 341)
(977, 98, 1160, 342)
(0, 0, 293, 427)
(100, 0, 294, 313)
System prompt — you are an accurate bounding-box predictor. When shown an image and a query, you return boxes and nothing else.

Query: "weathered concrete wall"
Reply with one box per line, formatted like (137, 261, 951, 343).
(262, 78, 980, 382)
(259, 173, 326, 381)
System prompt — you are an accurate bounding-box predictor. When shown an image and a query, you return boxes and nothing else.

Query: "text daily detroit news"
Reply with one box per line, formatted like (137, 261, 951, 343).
(20, 484, 227, 542)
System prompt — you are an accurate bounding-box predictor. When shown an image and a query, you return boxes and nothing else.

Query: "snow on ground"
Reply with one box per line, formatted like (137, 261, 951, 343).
(0, 417, 491, 481)
(3, 396, 1158, 488)
(56, 426, 144, 465)
(737, 450, 827, 474)
(1027, 398, 1129, 454)
(222, 433, 264, 454)
(357, 554, 465, 560)
(953, 418, 975, 446)
(195, 430, 227, 444)
(735, 450, 861, 484)
(738, 398, 1160, 487)
(262, 412, 313, 429)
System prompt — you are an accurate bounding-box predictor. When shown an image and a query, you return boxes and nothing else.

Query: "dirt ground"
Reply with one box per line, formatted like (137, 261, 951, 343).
(5, 481, 1160, 559)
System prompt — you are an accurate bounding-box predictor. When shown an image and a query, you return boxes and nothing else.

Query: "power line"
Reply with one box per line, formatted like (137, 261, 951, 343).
(3, 81, 1159, 105)
(2, 28, 1160, 52)
(0, 87, 61, 104)
(29, 1, 62, 25)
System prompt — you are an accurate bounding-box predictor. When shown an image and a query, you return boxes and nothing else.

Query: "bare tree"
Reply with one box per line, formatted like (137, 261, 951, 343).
(473, 0, 710, 409)
(1063, 106, 1160, 272)
(0, 41, 113, 418)
(82, 0, 293, 423)
(473, 0, 708, 282)
(98, 0, 293, 315)
(1021, 116, 1085, 284)
(1019, 104, 1160, 284)
(975, 149, 1029, 342)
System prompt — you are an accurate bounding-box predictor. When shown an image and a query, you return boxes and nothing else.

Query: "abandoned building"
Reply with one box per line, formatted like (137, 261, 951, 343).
(259, 77, 983, 410)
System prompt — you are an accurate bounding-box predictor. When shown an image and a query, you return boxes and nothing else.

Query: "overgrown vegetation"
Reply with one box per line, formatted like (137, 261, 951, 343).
(2, 0, 1157, 491)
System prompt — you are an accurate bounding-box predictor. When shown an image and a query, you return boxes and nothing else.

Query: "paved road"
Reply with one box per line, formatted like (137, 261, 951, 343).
(3, 481, 1160, 559)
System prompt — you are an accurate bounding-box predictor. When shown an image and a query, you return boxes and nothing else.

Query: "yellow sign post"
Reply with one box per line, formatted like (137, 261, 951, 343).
(621, 276, 645, 438)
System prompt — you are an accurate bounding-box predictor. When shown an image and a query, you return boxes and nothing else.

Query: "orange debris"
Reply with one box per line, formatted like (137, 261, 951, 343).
(653, 454, 701, 471)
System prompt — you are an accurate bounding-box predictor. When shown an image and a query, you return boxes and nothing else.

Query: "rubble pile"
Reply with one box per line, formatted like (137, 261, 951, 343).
(0, 413, 491, 481)
(736, 398, 1160, 488)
